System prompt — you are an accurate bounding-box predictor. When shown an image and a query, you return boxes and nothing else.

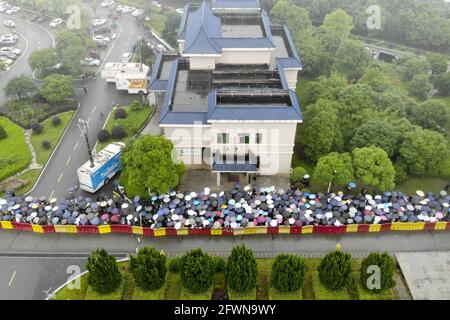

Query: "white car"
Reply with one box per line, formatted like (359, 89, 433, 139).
(0, 3, 9, 12)
(115, 4, 124, 12)
(176, 8, 183, 15)
(3, 20, 15, 27)
(132, 9, 143, 17)
(0, 56, 13, 65)
(151, 1, 161, 8)
(100, 0, 114, 8)
(121, 5, 135, 13)
(80, 57, 100, 66)
(92, 35, 110, 45)
(121, 52, 132, 63)
(49, 18, 63, 28)
(92, 18, 107, 26)
(6, 6, 19, 15)
(0, 46, 20, 55)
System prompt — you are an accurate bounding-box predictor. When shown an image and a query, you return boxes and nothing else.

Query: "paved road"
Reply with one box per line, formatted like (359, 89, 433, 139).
(0, 13, 54, 106)
(27, 12, 144, 200)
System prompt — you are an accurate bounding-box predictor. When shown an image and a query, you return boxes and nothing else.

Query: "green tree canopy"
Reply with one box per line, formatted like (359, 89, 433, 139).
(333, 40, 370, 81)
(120, 135, 185, 196)
(407, 100, 450, 134)
(86, 248, 121, 294)
(320, 9, 353, 41)
(308, 72, 348, 105)
(359, 65, 392, 93)
(434, 72, 450, 96)
(179, 249, 214, 294)
(270, 0, 312, 33)
(318, 250, 352, 291)
(351, 119, 401, 158)
(399, 128, 449, 176)
(360, 252, 396, 293)
(427, 54, 448, 75)
(55, 30, 87, 76)
(4, 75, 38, 101)
(28, 48, 58, 77)
(352, 146, 396, 191)
(130, 247, 167, 292)
(401, 57, 431, 82)
(225, 245, 257, 293)
(42, 74, 74, 104)
(313, 152, 354, 186)
(407, 73, 432, 101)
(270, 254, 306, 293)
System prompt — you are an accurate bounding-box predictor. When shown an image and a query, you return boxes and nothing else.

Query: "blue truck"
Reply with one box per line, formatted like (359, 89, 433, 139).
(77, 142, 125, 193)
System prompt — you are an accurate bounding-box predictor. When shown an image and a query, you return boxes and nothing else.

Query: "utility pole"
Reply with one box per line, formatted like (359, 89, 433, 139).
(77, 119, 95, 168)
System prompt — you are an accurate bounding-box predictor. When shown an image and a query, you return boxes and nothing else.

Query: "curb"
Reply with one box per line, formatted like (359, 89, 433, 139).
(24, 103, 80, 197)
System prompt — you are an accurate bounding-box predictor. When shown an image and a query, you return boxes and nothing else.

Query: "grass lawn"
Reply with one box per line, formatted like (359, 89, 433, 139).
(311, 272, 349, 300)
(132, 284, 166, 300)
(85, 276, 125, 300)
(0, 117, 31, 181)
(164, 271, 182, 300)
(269, 287, 302, 300)
(96, 105, 153, 151)
(396, 176, 448, 194)
(228, 288, 257, 300)
(30, 111, 74, 165)
(11, 169, 42, 196)
(354, 273, 395, 300)
(52, 275, 89, 300)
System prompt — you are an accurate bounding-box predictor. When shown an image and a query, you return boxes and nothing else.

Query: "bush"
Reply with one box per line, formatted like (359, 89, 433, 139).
(318, 251, 352, 291)
(291, 166, 308, 182)
(0, 125, 7, 139)
(114, 108, 128, 119)
(51, 116, 61, 126)
(394, 159, 409, 185)
(97, 129, 110, 142)
(111, 124, 127, 140)
(31, 122, 43, 134)
(225, 244, 257, 293)
(41, 140, 51, 150)
(212, 256, 226, 272)
(85, 248, 121, 294)
(168, 257, 181, 273)
(130, 101, 142, 111)
(130, 247, 167, 292)
(270, 254, 306, 293)
(360, 252, 396, 293)
(179, 249, 214, 294)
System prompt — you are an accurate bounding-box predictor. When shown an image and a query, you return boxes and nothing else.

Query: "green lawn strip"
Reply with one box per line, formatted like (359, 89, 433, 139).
(52, 275, 89, 300)
(132, 284, 166, 300)
(30, 111, 74, 165)
(85, 277, 126, 300)
(269, 287, 302, 300)
(164, 271, 182, 299)
(0, 117, 31, 181)
(1, 169, 41, 197)
(96, 105, 153, 151)
(228, 288, 257, 300)
(355, 272, 395, 300)
(256, 259, 272, 300)
(311, 272, 349, 300)
(302, 273, 315, 300)
(396, 176, 448, 195)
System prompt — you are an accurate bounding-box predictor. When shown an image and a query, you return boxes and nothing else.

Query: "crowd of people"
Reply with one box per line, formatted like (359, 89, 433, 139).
(0, 182, 449, 229)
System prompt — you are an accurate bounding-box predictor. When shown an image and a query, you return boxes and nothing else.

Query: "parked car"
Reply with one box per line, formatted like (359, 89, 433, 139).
(92, 18, 107, 26)
(0, 51, 16, 59)
(0, 34, 18, 45)
(100, 0, 114, 8)
(6, 6, 19, 15)
(0, 56, 13, 65)
(80, 57, 101, 66)
(0, 3, 9, 12)
(132, 9, 143, 17)
(92, 35, 110, 46)
(121, 52, 132, 63)
(151, 1, 161, 8)
(49, 18, 63, 28)
(3, 20, 15, 28)
(0, 46, 21, 55)
(176, 8, 183, 15)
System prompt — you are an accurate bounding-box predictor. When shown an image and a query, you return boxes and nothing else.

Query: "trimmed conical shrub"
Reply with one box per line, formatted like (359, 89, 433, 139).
(179, 249, 214, 294)
(360, 252, 396, 293)
(271, 254, 306, 292)
(130, 247, 167, 291)
(318, 250, 352, 290)
(86, 248, 121, 294)
(225, 244, 257, 293)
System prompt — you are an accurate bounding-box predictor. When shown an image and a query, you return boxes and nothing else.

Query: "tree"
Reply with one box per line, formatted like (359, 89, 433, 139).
(399, 128, 449, 176)
(293, 30, 330, 77)
(42, 74, 74, 104)
(352, 147, 395, 191)
(4, 75, 38, 101)
(313, 152, 354, 186)
(52, 116, 61, 126)
(120, 135, 185, 196)
(28, 48, 57, 77)
(360, 252, 396, 293)
(401, 57, 430, 82)
(179, 249, 214, 294)
(320, 9, 353, 41)
(271, 254, 306, 293)
(111, 125, 126, 140)
(130, 247, 167, 292)
(225, 245, 257, 293)
(55, 30, 86, 76)
(427, 54, 448, 75)
(434, 72, 450, 96)
(333, 40, 369, 81)
(291, 166, 308, 182)
(407, 100, 450, 133)
(407, 73, 432, 101)
(115, 108, 127, 119)
(302, 99, 343, 162)
(270, 0, 312, 33)
(351, 120, 401, 158)
(86, 248, 121, 294)
(308, 72, 348, 105)
(0, 125, 7, 140)
(359, 66, 392, 93)
(318, 250, 352, 291)
(97, 129, 110, 142)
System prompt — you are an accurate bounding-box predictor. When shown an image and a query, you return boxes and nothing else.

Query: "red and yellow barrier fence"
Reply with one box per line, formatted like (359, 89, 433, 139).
(1, 221, 450, 236)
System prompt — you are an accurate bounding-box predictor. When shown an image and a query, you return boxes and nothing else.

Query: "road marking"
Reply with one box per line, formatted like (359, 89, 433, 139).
(49, 190, 55, 199)
(57, 173, 63, 183)
(87, 117, 91, 123)
(73, 142, 79, 152)
(66, 157, 71, 166)
(92, 106, 96, 114)
(8, 271, 16, 287)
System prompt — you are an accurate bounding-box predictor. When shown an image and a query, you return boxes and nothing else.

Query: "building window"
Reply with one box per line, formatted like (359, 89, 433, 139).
(256, 133, 262, 144)
(238, 133, 250, 144)
(217, 133, 229, 144)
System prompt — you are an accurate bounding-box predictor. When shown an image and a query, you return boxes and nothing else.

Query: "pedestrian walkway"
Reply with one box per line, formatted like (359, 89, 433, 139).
(396, 251, 450, 300)
(141, 96, 162, 136)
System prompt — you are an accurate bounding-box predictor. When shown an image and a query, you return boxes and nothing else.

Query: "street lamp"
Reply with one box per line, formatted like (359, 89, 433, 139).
(327, 170, 337, 194)
(77, 119, 94, 168)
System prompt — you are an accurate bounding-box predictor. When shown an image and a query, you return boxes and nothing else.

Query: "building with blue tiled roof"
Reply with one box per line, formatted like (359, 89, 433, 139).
(148, 0, 303, 186)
